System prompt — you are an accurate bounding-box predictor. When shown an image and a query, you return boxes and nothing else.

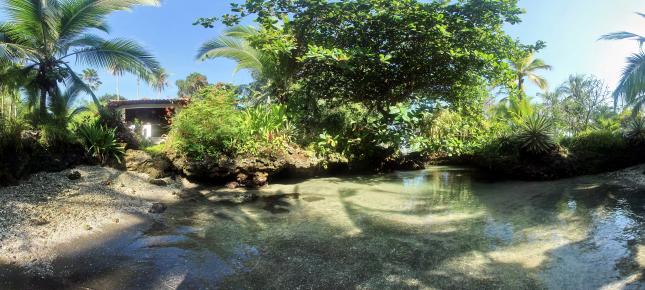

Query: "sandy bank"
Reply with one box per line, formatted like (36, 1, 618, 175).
(0, 165, 180, 274)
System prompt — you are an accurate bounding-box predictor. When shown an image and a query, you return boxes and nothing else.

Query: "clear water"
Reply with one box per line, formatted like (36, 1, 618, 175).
(3, 166, 645, 289)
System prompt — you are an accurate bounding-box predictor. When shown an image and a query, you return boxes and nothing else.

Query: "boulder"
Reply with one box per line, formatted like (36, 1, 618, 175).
(149, 178, 169, 186)
(149, 202, 167, 214)
(67, 171, 81, 180)
(225, 181, 239, 189)
(252, 172, 269, 187)
(125, 150, 172, 179)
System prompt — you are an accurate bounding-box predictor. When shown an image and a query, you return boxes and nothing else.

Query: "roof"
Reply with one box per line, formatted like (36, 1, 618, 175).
(107, 98, 189, 109)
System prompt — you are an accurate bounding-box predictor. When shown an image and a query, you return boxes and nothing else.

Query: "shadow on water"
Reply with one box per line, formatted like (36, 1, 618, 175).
(3, 167, 645, 289)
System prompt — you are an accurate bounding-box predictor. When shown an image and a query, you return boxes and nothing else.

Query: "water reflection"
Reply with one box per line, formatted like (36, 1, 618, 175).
(3, 167, 645, 289)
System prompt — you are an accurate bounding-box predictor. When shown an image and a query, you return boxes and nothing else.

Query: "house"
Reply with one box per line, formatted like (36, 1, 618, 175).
(107, 98, 188, 143)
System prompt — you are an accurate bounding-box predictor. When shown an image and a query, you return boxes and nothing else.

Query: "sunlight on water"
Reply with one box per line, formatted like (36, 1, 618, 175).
(5, 167, 645, 289)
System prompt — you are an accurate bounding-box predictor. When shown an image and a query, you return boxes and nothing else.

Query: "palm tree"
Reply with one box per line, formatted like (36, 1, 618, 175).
(176, 72, 209, 98)
(49, 85, 87, 126)
(0, 61, 22, 119)
(197, 25, 294, 103)
(600, 13, 645, 111)
(107, 65, 123, 98)
(510, 52, 552, 98)
(152, 69, 169, 98)
(0, 0, 162, 122)
(82, 69, 101, 91)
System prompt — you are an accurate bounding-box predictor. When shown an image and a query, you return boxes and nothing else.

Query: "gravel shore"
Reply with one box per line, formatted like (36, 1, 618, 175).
(0, 165, 180, 274)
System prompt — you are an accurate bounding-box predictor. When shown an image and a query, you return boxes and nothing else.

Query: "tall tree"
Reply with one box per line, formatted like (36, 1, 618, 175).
(152, 69, 169, 98)
(176, 72, 209, 98)
(82, 69, 101, 91)
(510, 52, 552, 98)
(600, 12, 645, 111)
(556, 75, 610, 134)
(200, 0, 528, 114)
(0, 0, 163, 122)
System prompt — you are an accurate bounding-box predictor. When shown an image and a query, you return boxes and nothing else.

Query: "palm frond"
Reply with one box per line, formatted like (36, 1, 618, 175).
(57, 0, 161, 47)
(527, 74, 549, 91)
(197, 35, 263, 74)
(601, 31, 645, 48)
(66, 37, 161, 80)
(615, 51, 645, 106)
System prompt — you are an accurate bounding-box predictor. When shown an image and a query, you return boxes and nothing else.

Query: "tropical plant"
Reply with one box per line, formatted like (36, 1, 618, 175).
(626, 117, 645, 144)
(556, 75, 611, 135)
(510, 51, 552, 96)
(49, 85, 88, 127)
(0, 116, 25, 152)
(514, 114, 555, 155)
(82, 69, 102, 91)
(197, 24, 295, 103)
(176, 72, 209, 98)
(238, 104, 295, 153)
(600, 13, 645, 111)
(76, 121, 125, 165)
(0, 0, 162, 121)
(167, 84, 240, 159)
(152, 68, 169, 98)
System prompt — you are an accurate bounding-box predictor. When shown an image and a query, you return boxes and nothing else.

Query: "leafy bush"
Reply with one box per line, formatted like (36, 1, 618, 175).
(237, 104, 296, 154)
(514, 114, 555, 155)
(626, 117, 645, 145)
(561, 130, 625, 153)
(76, 122, 125, 165)
(167, 85, 240, 159)
(39, 123, 74, 148)
(0, 117, 25, 152)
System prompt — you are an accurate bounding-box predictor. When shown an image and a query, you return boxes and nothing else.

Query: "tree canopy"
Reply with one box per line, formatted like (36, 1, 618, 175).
(198, 0, 533, 116)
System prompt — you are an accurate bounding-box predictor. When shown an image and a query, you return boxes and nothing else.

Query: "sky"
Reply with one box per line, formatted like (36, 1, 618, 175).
(1, 0, 645, 101)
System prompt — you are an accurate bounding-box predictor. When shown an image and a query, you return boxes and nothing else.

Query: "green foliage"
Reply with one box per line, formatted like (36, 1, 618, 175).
(0, 117, 25, 152)
(176, 73, 210, 98)
(601, 13, 645, 110)
(237, 104, 295, 154)
(167, 85, 240, 159)
(417, 109, 500, 157)
(514, 114, 555, 155)
(626, 117, 645, 145)
(0, 0, 162, 121)
(168, 84, 297, 159)
(561, 130, 625, 154)
(143, 144, 165, 156)
(76, 121, 125, 165)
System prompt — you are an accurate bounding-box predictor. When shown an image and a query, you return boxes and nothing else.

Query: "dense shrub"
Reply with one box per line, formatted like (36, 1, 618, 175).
(76, 122, 125, 165)
(560, 130, 626, 154)
(514, 114, 555, 156)
(237, 104, 296, 154)
(167, 84, 296, 160)
(626, 117, 645, 145)
(0, 117, 25, 153)
(167, 85, 240, 159)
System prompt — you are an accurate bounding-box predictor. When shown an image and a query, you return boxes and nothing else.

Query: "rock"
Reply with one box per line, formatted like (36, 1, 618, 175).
(225, 181, 239, 189)
(125, 150, 172, 179)
(67, 171, 81, 180)
(149, 202, 167, 214)
(236, 173, 249, 183)
(252, 172, 269, 187)
(149, 178, 168, 186)
(83, 224, 92, 231)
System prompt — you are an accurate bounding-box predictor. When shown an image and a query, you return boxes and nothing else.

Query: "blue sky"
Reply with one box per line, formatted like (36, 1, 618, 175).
(2, 0, 645, 101)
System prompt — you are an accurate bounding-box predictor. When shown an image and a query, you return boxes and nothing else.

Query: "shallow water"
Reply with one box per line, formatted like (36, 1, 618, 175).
(3, 166, 645, 289)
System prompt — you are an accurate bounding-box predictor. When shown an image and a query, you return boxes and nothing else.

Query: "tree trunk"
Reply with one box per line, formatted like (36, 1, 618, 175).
(517, 75, 524, 100)
(39, 87, 48, 120)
